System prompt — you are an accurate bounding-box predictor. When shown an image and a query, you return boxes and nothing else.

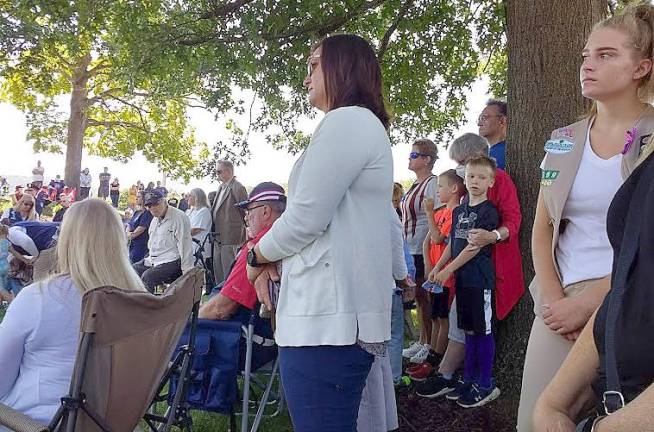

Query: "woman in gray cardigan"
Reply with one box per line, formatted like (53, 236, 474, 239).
(246, 34, 393, 431)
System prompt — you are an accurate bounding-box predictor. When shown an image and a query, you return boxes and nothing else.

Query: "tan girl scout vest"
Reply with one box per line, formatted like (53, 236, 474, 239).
(531, 107, 654, 309)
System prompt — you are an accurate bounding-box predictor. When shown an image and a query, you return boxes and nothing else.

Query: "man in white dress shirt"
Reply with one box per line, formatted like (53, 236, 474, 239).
(133, 190, 194, 293)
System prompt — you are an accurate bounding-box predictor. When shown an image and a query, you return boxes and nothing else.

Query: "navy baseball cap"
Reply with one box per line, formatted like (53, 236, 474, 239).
(144, 190, 164, 206)
(235, 182, 286, 208)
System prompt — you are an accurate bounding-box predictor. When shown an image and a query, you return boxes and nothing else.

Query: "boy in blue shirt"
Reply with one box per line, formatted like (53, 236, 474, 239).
(429, 155, 500, 408)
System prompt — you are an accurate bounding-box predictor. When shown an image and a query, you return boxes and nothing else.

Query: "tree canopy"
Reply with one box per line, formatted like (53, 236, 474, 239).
(1, 0, 506, 182)
(0, 1, 207, 186)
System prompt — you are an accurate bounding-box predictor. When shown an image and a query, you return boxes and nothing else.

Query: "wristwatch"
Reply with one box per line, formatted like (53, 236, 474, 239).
(247, 248, 263, 267)
(492, 229, 502, 243)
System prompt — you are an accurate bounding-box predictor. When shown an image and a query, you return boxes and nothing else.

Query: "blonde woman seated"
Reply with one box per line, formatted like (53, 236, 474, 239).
(0, 199, 146, 425)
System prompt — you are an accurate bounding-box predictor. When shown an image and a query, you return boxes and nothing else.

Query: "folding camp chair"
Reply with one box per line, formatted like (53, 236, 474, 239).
(32, 247, 57, 282)
(144, 307, 283, 432)
(0, 267, 204, 432)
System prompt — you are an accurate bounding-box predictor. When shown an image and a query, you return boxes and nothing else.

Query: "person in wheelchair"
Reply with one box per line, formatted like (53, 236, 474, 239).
(199, 182, 286, 322)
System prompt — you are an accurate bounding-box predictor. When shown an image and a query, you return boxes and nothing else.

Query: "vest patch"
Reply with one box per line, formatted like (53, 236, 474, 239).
(541, 169, 559, 186)
(544, 139, 574, 154)
(555, 127, 574, 139)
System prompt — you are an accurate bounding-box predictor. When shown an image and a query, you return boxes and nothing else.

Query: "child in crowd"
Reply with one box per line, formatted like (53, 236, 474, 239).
(0, 225, 13, 306)
(407, 170, 465, 381)
(429, 156, 500, 408)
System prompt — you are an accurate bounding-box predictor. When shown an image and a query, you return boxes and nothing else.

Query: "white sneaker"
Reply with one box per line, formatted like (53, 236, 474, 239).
(402, 342, 423, 359)
(409, 344, 430, 364)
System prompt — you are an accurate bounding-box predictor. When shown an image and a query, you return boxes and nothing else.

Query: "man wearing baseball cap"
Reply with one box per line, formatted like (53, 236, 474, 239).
(199, 182, 286, 320)
(133, 190, 194, 293)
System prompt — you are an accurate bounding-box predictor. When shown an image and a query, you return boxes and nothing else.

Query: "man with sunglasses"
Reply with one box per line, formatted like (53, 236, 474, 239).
(477, 99, 508, 170)
(200, 182, 286, 321)
(133, 190, 194, 293)
(210, 160, 248, 285)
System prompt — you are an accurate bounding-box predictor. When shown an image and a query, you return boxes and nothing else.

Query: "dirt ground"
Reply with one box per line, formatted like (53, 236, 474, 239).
(396, 385, 515, 432)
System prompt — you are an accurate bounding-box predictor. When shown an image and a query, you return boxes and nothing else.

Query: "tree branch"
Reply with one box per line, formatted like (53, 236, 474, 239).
(176, 0, 389, 46)
(86, 118, 148, 132)
(262, 0, 388, 40)
(377, 0, 414, 61)
(199, 0, 257, 19)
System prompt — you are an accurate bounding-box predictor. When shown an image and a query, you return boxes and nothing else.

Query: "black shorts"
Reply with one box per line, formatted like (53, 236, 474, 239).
(431, 287, 450, 320)
(412, 254, 425, 281)
(456, 286, 493, 336)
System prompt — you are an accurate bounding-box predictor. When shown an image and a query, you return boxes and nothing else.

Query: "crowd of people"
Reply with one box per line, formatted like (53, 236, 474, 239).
(1, 3, 654, 432)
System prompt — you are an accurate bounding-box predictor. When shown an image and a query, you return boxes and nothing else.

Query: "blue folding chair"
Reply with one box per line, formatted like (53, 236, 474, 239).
(144, 306, 282, 432)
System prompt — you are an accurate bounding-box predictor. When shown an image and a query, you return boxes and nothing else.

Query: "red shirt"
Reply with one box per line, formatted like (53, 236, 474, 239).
(488, 169, 525, 320)
(220, 225, 272, 310)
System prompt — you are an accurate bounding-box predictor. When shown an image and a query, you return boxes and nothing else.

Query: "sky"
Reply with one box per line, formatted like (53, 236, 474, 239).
(0, 79, 489, 193)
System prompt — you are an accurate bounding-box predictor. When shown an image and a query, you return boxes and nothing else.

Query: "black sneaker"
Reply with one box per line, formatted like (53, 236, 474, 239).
(415, 374, 456, 399)
(456, 381, 501, 408)
(445, 376, 472, 401)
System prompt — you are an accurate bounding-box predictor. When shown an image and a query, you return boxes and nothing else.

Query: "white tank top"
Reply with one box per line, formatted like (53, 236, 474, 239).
(555, 124, 623, 287)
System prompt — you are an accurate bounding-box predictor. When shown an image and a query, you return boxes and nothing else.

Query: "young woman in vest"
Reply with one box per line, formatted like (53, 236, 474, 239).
(400, 138, 441, 366)
(518, 5, 654, 430)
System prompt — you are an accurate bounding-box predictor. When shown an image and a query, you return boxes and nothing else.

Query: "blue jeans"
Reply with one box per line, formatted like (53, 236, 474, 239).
(389, 291, 404, 382)
(279, 344, 374, 432)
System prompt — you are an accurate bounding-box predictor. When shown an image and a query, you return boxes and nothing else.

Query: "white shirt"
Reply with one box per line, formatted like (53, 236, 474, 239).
(555, 126, 622, 286)
(258, 106, 393, 347)
(0, 277, 81, 425)
(147, 205, 194, 273)
(390, 205, 408, 283)
(186, 207, 212, 259)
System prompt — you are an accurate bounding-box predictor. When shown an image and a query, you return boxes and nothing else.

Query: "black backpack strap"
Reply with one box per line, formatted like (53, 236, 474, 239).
(602, 160, 654, 415)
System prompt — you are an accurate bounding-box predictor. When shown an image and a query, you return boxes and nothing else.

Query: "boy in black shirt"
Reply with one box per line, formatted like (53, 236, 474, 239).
(429, 155, 500, 408)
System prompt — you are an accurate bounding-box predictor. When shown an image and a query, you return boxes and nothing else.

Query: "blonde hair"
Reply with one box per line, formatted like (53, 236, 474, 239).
(599, 3, 654, 161)
(595, 3, 654, 101)
(55, 198, 146, 294)
(14, 194, 38, 221)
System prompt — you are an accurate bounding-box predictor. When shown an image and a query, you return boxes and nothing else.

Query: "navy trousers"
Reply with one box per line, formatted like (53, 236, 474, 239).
(279, 344, 374, 432)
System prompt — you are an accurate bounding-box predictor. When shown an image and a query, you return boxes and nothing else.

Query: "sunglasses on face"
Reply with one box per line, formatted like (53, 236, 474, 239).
(409, 151, 431, 159)
(245, 204, 266, 215)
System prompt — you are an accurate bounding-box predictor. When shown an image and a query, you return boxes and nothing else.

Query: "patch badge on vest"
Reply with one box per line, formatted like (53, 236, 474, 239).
(541, 170, 559, 186)
(544, 139, 574, 154)
(555, 127, 574, 139)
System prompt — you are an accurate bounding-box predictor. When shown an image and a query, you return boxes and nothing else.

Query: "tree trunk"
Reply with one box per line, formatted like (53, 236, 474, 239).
(497, 0, 607, 421)
(64, 54, 91, 191)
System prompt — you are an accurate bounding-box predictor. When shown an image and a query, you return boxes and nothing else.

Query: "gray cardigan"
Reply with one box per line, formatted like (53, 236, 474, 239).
(258, 106, 394, 347)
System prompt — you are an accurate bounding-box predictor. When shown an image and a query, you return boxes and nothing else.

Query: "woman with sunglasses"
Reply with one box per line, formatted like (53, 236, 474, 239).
(400, 139, 441, 366)
(246, 34, 393, 431)
(1, 195, 39, 226)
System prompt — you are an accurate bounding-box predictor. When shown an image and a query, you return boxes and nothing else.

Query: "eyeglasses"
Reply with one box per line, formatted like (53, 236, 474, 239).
(477, 114, 503, 123)
(409, 151, 432, 159)
(245, 204, 266, 215)
(22, 202, 33, 208)
(306, 54, 320, 77)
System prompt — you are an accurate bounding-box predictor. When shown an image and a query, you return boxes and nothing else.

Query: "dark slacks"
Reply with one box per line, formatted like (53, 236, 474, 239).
(133, 258, 182, 293)
(279, 344, 374, 431)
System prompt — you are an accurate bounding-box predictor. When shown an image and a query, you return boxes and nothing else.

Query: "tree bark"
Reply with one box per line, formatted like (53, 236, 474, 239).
(497, 0, 607, 421)
(64, 54, 91, 191)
